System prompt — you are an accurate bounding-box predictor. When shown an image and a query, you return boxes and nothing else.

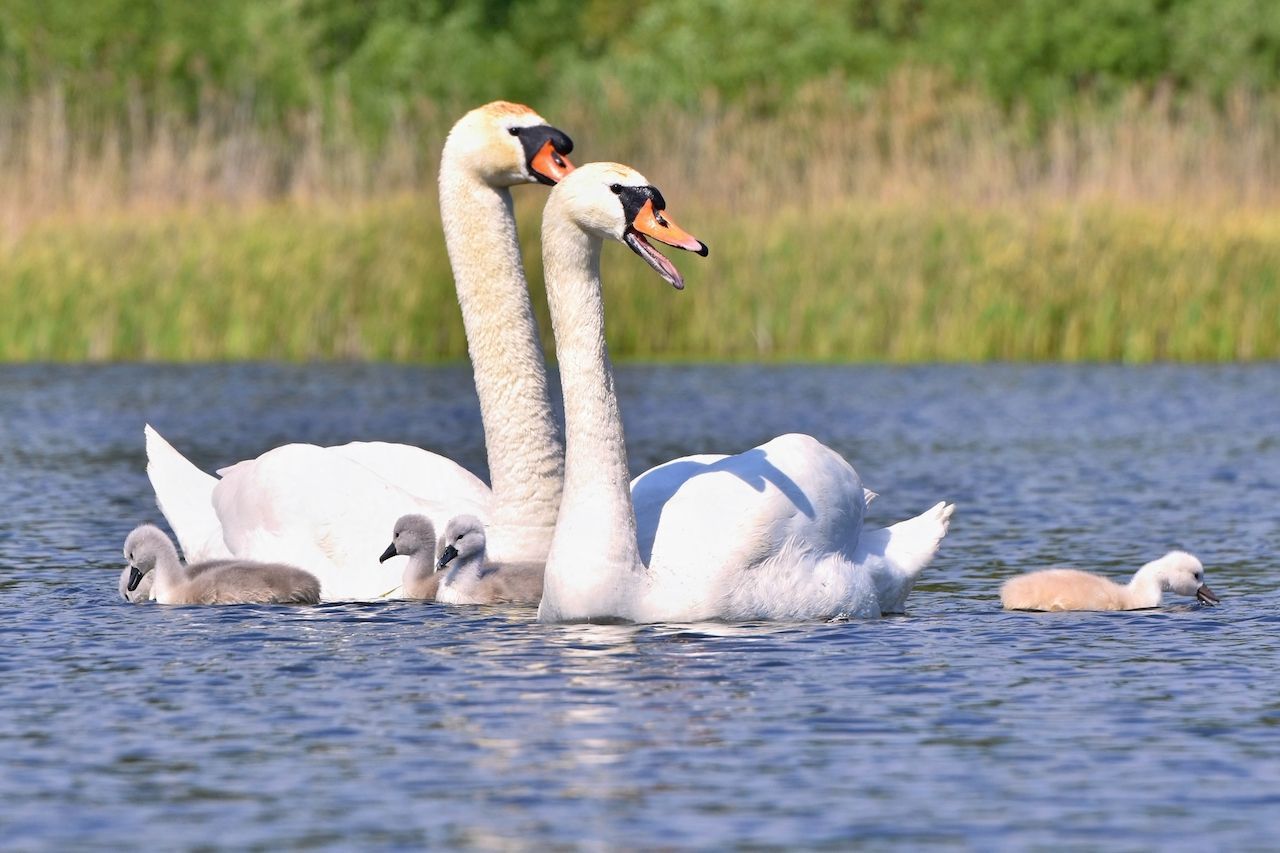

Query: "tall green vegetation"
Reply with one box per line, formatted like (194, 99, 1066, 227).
(0, 1, 1277, 362)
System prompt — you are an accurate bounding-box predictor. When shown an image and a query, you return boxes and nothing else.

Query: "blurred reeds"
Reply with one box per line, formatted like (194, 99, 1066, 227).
(2, 75, 1278, 362)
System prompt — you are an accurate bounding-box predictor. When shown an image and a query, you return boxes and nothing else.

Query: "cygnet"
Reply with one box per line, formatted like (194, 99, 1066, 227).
(379, 514, 441, 600)
(433, 514, 544, 605)
(123, 524, 321, 605)
(1000, 550, 1219, 611)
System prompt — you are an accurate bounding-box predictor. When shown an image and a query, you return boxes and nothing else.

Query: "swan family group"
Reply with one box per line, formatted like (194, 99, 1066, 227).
(121, 101, 1218, 618)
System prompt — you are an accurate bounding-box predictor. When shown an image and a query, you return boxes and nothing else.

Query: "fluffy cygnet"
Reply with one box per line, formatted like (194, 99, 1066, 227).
(1000, 550, 1219, 611)
(123, 524, 321, 605)
(380, 514, 441, 600)
(433, 514, 544, 605)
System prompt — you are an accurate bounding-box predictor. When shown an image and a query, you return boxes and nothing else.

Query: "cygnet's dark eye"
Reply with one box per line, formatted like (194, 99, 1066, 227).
(610, 184, 623, 194)
(508, 126, 521, 136)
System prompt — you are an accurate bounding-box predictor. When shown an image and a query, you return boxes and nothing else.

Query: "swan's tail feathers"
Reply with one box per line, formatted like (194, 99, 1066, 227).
(144, 425, 233, 562)
(854, 500, 954, 614)
(863, 488, 879, 508)
(886, 501, 954, 578)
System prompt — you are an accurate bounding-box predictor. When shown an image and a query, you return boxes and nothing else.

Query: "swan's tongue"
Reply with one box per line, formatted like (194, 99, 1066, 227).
(624, 229, 685, 290)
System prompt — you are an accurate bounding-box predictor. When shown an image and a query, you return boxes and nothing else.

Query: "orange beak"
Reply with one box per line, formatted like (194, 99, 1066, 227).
(630, 199, 708, 255)
(531, 140, 574, 184)
(623, 199, 708, 290)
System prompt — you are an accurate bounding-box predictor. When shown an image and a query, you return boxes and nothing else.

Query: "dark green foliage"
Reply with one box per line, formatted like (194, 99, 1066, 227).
(2, 0, 1278, 138)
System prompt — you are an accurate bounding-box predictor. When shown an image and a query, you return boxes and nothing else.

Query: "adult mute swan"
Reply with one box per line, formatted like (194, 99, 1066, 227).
(123, 525, 321, 606)
(145, 102, 575, 600)
(1000, 551, 1218, 611)
(535, 163, 955, 624)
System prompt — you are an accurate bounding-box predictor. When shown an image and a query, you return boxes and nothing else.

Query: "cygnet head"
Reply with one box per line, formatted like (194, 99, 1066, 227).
(381, 514, 436, 563)
(548, 162, 709, 290)
(436, 515, 487, 571)
(443, 101, 575, 188)
(1145, 550, 1219, 605)
(122, 524, 177, 592)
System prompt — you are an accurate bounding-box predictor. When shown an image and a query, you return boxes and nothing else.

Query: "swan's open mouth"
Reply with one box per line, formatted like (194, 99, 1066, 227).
(625, 228, 686, 290)
(1196, 584, 1220, 605)
(623, 197, 709, 290)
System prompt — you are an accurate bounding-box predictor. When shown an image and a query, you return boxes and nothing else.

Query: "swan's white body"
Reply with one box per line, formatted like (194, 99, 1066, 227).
(144, 103, 570, 600)
(535, 164, 954, 624)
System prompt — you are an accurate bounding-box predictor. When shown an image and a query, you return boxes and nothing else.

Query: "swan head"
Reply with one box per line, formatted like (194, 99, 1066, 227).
(122, 524, 175, 592)
(436, 514, 487, 571)
(380, 514, 436, 564)
(443, 101, 575, 188)
(1145, 550, 1219, 605)
(549, 162, 708, 289)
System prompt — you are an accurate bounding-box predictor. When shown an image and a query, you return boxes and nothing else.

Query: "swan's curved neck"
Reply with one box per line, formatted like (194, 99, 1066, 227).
(1126, 565, 1164, 608)
(538, 212, 642, 620)
(152, 543, 187, 601)
(438, 154, 563, 561)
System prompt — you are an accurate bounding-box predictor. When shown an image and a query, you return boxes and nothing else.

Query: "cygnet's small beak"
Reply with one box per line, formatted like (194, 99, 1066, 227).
(436, 545, 459, 571)
(1195, 584, 1220, 605)
(378, 542, 398, 564)
(126, 567, 144, 592)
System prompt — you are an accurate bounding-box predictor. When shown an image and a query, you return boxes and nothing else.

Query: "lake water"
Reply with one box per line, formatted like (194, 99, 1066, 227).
(2, 363, 1278, 849)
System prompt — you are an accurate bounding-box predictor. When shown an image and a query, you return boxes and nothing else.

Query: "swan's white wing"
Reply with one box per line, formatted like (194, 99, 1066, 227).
(632, 434, 872, 620)
(145, 425, 233, 563)
(212, 442, 490, 601)
(328, 441, 491, 507)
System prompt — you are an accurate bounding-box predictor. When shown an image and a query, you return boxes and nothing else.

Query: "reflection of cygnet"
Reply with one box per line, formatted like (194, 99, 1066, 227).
(1000, 551, 1219, 611)
(118, 564, 154, 603)
(433, 515, 544, 605)
(123, 524, 321, 605)
(380, 514, 441, 600)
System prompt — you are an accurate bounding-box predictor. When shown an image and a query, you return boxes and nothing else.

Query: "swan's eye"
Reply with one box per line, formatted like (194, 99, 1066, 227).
(456, 534, 464, 542)
(610, 184, 622, 194)
(508, 127, 521, 136)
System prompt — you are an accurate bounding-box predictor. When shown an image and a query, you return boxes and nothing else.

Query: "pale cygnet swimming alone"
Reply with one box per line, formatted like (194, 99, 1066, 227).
(379, 514, 441, 600)
(433, 514, 544, 605)
(1000, 550, 1219, 611)
(123, 524, 321, 605)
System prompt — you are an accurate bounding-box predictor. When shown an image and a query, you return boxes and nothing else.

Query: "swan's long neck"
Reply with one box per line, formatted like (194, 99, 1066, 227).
(1125, 565, 1164, 609)
(538, 212, 642, 621)
(438, 157, 563, 562)
(404, 553, 436, 588)
(152, 542, 188, 602)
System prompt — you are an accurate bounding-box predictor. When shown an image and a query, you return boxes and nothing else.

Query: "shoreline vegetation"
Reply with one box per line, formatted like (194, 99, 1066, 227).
(3, 79, 1277, 362)
(3, 0, 1280, 364)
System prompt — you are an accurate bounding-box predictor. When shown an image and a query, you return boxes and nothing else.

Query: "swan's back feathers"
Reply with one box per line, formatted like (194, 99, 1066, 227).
(144, 425, 233, 563)
(1000, 569, 1129, 611)
(172, 561, 321, 606)
(438, 559, 544, 605)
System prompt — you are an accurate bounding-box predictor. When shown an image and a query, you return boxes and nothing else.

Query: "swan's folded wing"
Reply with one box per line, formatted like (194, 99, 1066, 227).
(145, 425, 233, 563)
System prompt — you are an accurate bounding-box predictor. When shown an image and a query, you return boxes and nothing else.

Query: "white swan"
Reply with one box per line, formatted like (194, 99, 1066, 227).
(433, 515, 544, 605)
(379, 514, 442, 601)
(534, 163, 955, 623)
(145, 101, 575, 600)
(123, 525, 321, 605)
(1000, 551, 1219, 611)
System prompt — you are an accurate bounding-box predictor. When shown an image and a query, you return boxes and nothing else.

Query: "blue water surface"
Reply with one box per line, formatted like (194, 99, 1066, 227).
(1, 364, 1277, 850)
